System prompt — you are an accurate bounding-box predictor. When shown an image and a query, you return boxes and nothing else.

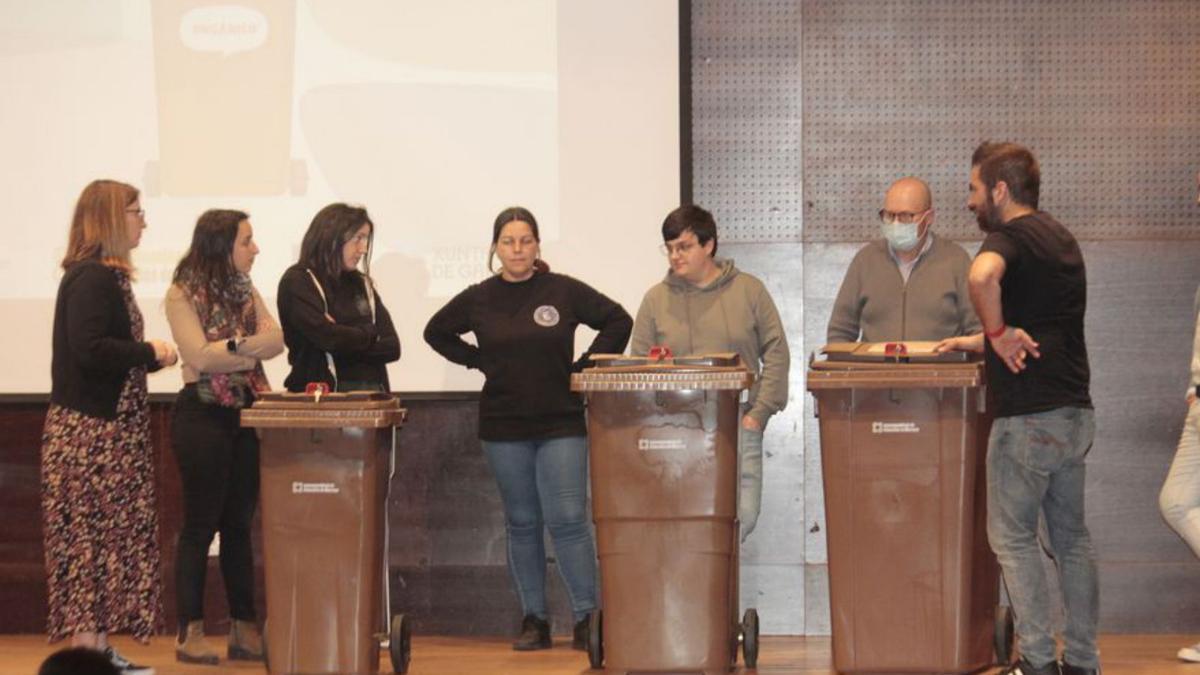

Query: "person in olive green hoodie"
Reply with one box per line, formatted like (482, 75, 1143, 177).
(630, 204, 790, 540)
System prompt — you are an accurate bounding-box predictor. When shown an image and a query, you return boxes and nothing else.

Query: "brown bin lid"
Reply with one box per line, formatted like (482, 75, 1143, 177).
(571, 353, 755, 392)
(808, 343, 984, 390)
(240, 391, 407, 428)
(821, 341, 971, 363)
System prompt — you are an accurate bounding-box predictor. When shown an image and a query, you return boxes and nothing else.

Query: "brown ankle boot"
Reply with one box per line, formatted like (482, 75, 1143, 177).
(175, 620, 219, 665)
(228, 619, 264, 661)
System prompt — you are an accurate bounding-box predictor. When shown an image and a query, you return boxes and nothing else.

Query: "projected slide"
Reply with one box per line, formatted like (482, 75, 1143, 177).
(0, 1, 680, 393)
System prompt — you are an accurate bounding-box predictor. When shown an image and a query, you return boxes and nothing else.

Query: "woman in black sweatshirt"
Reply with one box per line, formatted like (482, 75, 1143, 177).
(424, 206, 632, 651)
(277, 203, 400, 392)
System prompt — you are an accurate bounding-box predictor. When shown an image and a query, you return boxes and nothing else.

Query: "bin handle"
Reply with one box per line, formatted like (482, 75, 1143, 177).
(305, 381, 330, 403)
(382, 425, 397, 630)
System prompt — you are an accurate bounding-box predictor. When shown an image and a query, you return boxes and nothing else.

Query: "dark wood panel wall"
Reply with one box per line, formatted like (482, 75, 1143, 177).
(0, 397, 574, 638)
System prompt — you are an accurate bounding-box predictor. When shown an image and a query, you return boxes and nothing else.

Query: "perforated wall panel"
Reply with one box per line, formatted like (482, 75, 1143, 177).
(692, 1, 803, 242)
(802, 0, 1200, 242)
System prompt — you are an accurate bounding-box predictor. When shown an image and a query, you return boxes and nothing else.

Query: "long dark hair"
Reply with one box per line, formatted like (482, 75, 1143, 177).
(298, 203, 374, 282)
(172, 209, 251, 318)
(489, 206, 550, 274)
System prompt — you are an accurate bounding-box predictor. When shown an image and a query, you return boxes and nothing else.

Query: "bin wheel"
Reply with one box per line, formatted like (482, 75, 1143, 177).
(994, 605, 1014, 665)
(587, 609, 603, 669)
(390, 614, 411, 674)
(742, 608, 759, 668)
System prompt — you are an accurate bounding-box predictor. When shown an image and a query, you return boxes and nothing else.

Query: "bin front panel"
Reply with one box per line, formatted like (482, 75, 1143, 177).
(817, 383, 996, 674)
(259, 426, 390, 675)
(586, 388, 740, 521)
(598, 519, 734, 672)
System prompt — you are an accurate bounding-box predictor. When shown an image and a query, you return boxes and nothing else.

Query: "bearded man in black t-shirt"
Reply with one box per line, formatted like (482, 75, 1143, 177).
(942, 142, 1100, 675)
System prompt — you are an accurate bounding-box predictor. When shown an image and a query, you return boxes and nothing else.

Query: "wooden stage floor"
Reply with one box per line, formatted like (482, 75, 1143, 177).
(1, 634, 1193, 675)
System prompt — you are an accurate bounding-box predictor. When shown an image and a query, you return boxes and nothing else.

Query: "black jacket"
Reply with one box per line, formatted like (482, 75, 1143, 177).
(277, 265, 401, 392)
(49, 261, 158, 419)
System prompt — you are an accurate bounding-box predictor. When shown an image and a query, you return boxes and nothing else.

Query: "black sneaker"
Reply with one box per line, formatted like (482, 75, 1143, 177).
(512, 614, 551, 651)
(1061, 662, 1101, 675)
(572, 615, 589, 651)
(999, 657, 1061, 675)
(104, 646, 156, 675)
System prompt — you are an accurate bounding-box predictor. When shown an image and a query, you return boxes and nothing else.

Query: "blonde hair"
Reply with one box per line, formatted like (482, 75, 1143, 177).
(61, 179, 140, 272)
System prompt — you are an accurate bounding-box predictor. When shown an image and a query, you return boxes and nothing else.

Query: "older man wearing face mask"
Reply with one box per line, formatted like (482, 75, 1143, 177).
(827, 176, 981, 344)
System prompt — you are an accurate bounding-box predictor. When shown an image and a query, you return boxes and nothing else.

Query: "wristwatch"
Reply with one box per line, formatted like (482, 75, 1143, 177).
(226, 337, 241, 354)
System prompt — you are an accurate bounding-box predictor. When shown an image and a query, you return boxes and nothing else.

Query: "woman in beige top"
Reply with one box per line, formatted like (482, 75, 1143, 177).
(164, 209, 283, 666)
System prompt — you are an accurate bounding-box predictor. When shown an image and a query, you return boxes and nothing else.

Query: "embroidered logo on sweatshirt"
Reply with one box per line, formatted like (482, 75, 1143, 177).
(533, 305, 560, 327)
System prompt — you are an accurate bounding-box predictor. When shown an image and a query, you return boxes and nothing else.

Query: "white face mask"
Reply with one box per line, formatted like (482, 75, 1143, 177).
(881, 220, 921, 252)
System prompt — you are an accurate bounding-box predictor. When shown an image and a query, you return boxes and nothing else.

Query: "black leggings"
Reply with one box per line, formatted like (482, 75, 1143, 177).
(171, 385, 259, 635)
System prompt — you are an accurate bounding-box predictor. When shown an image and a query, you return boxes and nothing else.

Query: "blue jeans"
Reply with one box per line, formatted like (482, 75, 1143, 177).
(482, 436, 597, 621)
(987, 406, 1099, 669)
(739, 424, 764, 540)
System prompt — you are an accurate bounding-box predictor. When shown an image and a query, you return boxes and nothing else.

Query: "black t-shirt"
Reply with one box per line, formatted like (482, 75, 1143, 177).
(979, 212, 1092, 418)
(423, 271, 632, 441)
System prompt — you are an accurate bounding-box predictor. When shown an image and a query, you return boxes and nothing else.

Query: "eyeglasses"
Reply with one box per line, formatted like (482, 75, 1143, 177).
(659, 241, 698, 257)
(878, 209, 928, 225)
(125, 208, 146, 218)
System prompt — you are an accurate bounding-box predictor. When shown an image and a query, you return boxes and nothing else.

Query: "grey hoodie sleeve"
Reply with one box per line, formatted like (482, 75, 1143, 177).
(748, 284, 790, 428)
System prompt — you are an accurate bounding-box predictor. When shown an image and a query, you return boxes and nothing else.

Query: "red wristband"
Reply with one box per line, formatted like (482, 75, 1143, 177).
(985, 324, 1007, 339)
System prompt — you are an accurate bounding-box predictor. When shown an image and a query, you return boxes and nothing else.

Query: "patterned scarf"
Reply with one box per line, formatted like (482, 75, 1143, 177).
(185, 274, 270, 408)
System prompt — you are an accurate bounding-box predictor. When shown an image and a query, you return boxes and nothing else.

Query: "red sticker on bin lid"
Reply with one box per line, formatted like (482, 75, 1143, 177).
(305, 382, 331, 395)
(648, 345, 673, 361)
(884, 342, 907, 357)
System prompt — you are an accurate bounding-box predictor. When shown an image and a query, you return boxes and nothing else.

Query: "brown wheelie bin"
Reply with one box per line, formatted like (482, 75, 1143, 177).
(240, 391, 412, 674)
(571, 354, 758, 674)
(807, 343, 1010, 674)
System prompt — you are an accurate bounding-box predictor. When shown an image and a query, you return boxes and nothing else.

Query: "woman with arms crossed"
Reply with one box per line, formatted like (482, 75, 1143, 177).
(277, 203, 400, 392)
(165, 209, 283, 664)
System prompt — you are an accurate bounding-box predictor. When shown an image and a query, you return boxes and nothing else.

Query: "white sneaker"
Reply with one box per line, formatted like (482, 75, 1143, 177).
(104, 646, 156, 675)
(1179, 642, 1200, 662)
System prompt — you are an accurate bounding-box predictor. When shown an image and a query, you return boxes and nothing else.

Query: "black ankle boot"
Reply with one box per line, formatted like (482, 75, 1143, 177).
(1061, 662, 1100, 675)
(572, 615, 589, 651)
(1000, 657, 1061, 675)
(512, 614, 551, 651)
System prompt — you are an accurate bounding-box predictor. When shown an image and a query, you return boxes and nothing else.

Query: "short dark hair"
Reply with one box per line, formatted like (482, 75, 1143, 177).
(972, 141, 1040, 209)
(38, 647, 120, 675)
(662, 204, 718, 257)
(299, 203, 374, 280)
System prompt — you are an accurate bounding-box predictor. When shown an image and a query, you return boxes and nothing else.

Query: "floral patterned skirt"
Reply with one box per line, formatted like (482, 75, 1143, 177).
(41, 374, 162, 642)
